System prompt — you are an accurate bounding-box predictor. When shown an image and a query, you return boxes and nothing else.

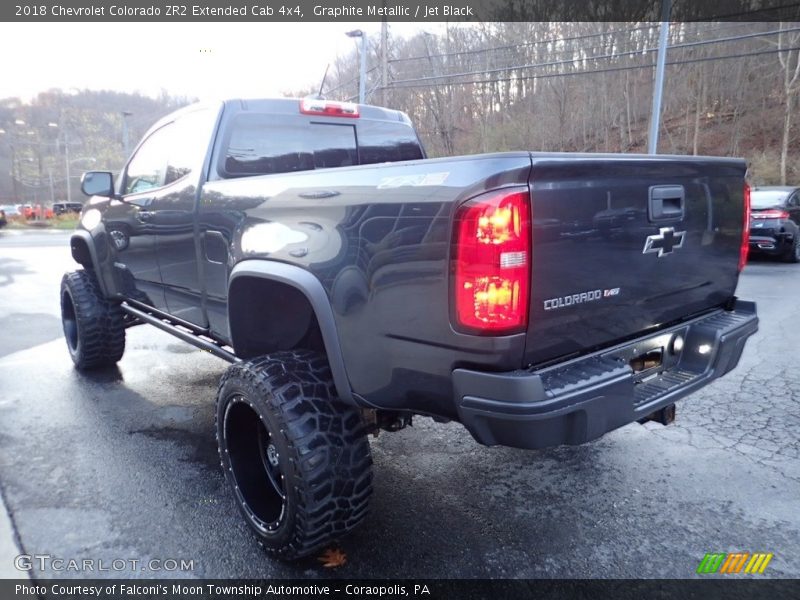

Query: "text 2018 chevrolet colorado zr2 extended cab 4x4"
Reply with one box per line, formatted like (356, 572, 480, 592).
(61, 98, 758, 559)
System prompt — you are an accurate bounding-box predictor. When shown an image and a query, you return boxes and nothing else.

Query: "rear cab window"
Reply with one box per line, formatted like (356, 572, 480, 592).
(356, 120, 425, 165)
(223, 115, 357, 176)
(215, 102, 424, 179)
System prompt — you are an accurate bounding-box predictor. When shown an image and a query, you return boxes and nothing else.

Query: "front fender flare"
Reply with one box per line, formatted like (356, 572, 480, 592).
(70, 229, 110, 296)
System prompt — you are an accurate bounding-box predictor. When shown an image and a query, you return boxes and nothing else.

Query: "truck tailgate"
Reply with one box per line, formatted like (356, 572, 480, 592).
(524, 154, 747, 367)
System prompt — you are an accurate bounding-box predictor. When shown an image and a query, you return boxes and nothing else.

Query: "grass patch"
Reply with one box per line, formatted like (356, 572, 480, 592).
(50, 215, 80, 230)
(3, 215, 79, 230)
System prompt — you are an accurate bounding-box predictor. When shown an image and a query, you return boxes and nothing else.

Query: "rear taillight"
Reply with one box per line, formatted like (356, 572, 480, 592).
(739, 182, 751, 272)
(299, 98, 359, 118)
(751, 209, 790, 219)
(452, 188, 531, 334)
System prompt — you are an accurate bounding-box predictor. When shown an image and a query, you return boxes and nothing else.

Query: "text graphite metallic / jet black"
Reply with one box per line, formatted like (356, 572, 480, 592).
(60, 98, 758, 559)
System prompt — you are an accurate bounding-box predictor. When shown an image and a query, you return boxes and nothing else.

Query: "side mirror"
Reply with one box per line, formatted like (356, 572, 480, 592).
(81, 171, 114, 197)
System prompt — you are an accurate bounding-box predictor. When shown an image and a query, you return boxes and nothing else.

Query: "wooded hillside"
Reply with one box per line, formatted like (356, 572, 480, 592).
(315, 21, 800, 185)
(1, 21, 798, 206)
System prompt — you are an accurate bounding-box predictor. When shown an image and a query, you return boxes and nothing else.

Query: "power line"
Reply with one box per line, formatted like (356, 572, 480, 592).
(389, 23, 657, 64)
(439, 22, 749, 70)
(387, 21, 765, 66)
(387, 26, 800, 87)
(385, 45, 800, 89)
(323, 65, 381, 96)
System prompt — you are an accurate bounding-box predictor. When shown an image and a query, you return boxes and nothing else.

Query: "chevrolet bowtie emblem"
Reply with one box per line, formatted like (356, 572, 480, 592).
(643, 227, 686, 257)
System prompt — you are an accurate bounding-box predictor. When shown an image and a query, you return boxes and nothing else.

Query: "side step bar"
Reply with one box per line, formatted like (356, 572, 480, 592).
(121, 302, 239, 363)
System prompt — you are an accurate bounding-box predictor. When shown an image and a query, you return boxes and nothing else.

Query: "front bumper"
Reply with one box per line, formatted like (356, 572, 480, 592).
(453, 300, 758, 450)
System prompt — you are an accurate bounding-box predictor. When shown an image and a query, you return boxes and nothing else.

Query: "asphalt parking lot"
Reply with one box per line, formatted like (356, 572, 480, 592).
(0, 230, 798, 580)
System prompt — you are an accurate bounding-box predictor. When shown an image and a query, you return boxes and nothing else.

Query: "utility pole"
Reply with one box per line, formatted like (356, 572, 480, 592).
(647, 0, 672, 154)
(381, 19, 389, 106)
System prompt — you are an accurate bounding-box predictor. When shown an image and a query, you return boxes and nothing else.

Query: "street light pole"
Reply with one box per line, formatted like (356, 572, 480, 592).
(647, 0, 672, 154)
(122, 111, 133, 157)
(0, 128, 21, 203)
(346, 30, 367, 104)
(380, 20, 388, 106)
(51, 121, 73, 203)
(64, 130, 71, 203)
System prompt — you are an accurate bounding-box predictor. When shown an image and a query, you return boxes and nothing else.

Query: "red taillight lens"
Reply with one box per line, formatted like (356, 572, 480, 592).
(299, 98, 359, 118)
(751, 209, 789, 219)
(452, 188, 531, 334)
(739, 182, 751, 272)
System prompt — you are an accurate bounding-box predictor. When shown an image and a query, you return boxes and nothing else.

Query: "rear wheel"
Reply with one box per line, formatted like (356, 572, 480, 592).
(60, 270, 126, 369)
(783, 235, 800, 263)
(216, 350, 373, 559)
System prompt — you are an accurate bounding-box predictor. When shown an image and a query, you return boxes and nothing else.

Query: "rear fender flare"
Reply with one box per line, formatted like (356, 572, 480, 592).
(228, 261, 355, 404)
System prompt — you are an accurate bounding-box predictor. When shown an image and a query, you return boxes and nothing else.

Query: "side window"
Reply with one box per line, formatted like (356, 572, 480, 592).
(165, 109, 216, 185)
(124, 109, 215, 195)
(123, 125, 172, 195)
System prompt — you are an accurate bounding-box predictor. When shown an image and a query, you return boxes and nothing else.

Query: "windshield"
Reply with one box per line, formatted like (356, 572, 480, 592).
(751, 190, 790, 209)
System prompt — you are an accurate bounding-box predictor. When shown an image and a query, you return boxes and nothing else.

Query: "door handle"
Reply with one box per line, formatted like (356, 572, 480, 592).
(648, 185, 685, 222)
(299, 190, 340, 199)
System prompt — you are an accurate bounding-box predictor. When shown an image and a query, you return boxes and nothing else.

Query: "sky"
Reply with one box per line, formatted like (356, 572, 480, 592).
(0, 22, 438, 102)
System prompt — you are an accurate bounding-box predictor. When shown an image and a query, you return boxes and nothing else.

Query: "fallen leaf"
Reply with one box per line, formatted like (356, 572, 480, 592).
(317, 548, 347, 568)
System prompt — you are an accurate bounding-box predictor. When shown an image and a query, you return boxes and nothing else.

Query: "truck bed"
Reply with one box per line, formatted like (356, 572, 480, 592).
(197, 151, 747, 416)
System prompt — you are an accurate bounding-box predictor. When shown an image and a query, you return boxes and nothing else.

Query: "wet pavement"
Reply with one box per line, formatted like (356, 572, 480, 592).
(0, 230, 798, 579)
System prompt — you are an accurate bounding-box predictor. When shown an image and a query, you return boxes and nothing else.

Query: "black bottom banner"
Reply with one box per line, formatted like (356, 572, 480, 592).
(2, 579, 799, 600)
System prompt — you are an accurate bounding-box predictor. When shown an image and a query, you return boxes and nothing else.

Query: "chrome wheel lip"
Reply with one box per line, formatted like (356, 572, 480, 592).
(223, 394, 287, 534)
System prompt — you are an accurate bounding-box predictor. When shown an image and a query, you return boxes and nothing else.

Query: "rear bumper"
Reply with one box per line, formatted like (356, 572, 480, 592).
(453, 300, 758, 450)
(749, 233, 793, 255)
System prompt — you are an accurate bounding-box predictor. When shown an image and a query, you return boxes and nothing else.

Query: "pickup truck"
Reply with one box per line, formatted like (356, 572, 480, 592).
(61, 97, 758, 559)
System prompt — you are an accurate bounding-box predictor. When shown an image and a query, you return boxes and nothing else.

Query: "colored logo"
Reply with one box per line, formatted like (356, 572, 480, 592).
(697, 552, 773, 574)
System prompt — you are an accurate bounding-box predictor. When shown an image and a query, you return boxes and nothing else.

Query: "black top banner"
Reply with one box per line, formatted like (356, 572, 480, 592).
(3, 0, 800, 22)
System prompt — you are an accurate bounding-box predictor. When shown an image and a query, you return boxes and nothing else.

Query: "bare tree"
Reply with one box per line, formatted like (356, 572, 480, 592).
(313, 22, 800, 182)
(776, 24, 800, 184)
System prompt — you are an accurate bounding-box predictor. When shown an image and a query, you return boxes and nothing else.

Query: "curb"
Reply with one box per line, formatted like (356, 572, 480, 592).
(0, 486, 24, 579)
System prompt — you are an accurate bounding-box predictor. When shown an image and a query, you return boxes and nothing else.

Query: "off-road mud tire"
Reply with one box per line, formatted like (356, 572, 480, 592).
(216, 350, 373, 559)
(60, 269, 126, 369)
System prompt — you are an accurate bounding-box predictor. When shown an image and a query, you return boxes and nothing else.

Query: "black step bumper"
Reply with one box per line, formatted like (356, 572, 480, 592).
(453, 300, 758, 450)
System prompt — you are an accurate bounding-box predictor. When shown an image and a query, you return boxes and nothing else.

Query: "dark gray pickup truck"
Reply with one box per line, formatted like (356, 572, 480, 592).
(61, 97, 758, 559)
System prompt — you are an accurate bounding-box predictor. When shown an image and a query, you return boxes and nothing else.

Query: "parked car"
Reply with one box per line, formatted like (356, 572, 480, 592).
(19, 204, 54, 219)
(748, 186, 800, 262)
(53, 202, 84, 215)
(0, 208, 6, 228)
(1, 204, 21, 218)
